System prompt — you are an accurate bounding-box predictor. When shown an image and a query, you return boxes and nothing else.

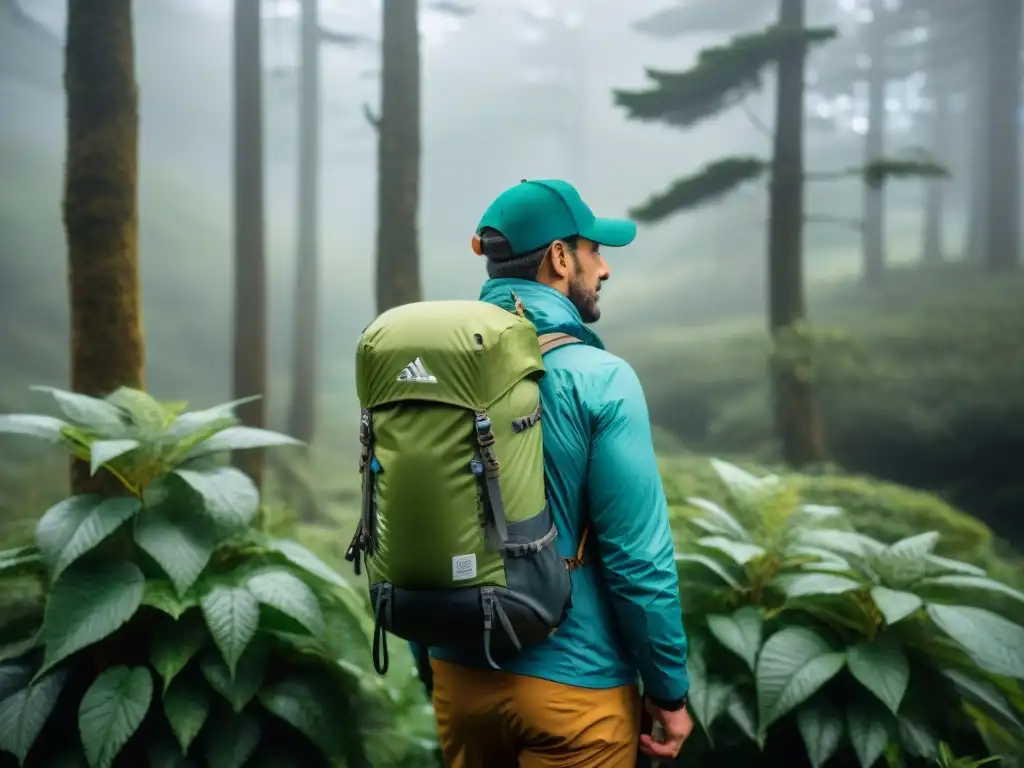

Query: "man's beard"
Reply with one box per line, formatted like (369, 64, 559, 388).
(568, 278, 600, 324)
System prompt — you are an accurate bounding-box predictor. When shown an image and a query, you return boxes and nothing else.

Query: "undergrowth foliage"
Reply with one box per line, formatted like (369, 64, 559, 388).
(674, 459, 1024, 766)
(0, 386, 422, 767)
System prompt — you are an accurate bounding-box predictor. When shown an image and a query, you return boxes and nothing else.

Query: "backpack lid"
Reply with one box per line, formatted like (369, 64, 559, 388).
(356, 300, 545, 411)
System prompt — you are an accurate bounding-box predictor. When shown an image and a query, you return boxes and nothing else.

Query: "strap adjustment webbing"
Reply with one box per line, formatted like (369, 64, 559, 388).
(474, 411, 508, 550)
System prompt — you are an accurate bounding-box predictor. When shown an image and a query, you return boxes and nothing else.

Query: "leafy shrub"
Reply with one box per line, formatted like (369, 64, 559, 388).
(672, 459, 1024, 766)
(630, 265, 1024, 543)
(659, 453, 1021, 587)
(0, 386, 440, 767)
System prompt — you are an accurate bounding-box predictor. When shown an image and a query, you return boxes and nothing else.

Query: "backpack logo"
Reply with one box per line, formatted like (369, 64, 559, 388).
(397, 357, 437, 383)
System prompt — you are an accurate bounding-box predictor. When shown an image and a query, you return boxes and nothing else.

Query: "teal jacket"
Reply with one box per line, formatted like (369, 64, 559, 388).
(430, 278, 689, 705)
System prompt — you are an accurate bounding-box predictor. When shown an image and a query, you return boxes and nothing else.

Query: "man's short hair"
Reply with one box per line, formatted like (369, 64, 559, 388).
(479, 227, 578, 281)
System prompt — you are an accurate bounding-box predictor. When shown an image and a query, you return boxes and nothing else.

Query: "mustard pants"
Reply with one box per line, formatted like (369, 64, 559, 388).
(431, 658, 642, 768)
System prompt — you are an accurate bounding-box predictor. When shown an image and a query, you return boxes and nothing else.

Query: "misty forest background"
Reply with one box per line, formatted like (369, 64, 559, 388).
(1, 0, 1024, 765)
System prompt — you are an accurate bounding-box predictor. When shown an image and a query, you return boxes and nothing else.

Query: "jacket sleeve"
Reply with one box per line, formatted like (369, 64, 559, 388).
(586, 358, 689, 706)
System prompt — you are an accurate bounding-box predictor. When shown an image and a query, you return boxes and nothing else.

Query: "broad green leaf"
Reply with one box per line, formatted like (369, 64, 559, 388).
(89, 440, 141, 476)
(684, 497, 751, 541)
(756, 627, 846, 731)
(779, 573, 862, 600)
(898, 713, 939, 759)
(0, 667, 68, 763)
(785, 545, 851, 573)
(0, 414, 69, 443)
(941, 668, 1024, 732)
(163, 672, 210, 753)
(846, 703, 891, 768)
(36, 495, 103, 569)
(266, 539, 349, 589)
(50, 497, 141, 580)
(167, 396, 258, 440)
(847, 642, 909, 714)
(916, 575, 1024, 605)
(870, 586, 923, 625)
(78, 666, 153, 768)
(259, 675, 345, 757)
(707, 607, 763, 671)
(0, 546, 44, 577)
(887, 531, 940, 560)
(924, 555, 985, 578)
(0, 663, 32, 701)
(797, 701, 844, 768)
(105, 388, 170, 433)
(710, 458, 767, 498)
(184, 427, 302, 460)
(876, 531, 940, 587)
(798, 529, 885, 558)
(141, 580, 197, 621)
(796, 503, 843, 519)
(725, 690, 757, 743)
(202, 710, 261, 768)
(200, 586, 259, 676)
(927, 604, 1024, 679)
(133, 487, 217, 597)
(146, 735, 194, 768)
(246, 570, 325, 639)
(175, 467, 259, 531)
(690, 678, 733, 739)
(697, 536, 766, 566)
(151, 615, 208, 692)
(674, 553, 741, 588)
(200, 642, 268, 712)
(38, 560, 145, 677)
(30, 387, 129, 436)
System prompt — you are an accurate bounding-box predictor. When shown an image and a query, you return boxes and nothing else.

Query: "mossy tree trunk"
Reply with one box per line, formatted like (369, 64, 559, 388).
(766, 0, 827, 468)
(232, 0, 268, 486)
(374, 0, 422, 314)
(861, 0, 887, 287)
(983, 0, 1022, 273)
(287, 0, 320, 447)
(63, 0, 144, 495)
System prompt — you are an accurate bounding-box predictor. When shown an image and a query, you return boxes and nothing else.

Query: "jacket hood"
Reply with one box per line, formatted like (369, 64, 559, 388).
(478, 278, 605, 350)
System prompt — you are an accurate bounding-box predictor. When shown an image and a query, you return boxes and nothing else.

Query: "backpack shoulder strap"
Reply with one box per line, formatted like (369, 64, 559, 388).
(538, 332, 582, 355)
(537, 330, 590, 570)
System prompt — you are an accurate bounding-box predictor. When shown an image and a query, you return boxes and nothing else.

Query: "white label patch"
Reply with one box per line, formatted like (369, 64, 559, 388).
(452, 554, 477, 581)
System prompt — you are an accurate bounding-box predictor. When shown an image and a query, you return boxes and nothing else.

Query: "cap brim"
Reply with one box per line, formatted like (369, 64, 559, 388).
(581, 217, 637, 248)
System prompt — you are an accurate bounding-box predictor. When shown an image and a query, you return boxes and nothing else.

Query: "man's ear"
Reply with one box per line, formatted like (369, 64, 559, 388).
(548, 240, 571, 279)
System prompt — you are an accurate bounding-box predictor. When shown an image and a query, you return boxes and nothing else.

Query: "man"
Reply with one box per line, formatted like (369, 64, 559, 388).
(428, 179, 693, 767)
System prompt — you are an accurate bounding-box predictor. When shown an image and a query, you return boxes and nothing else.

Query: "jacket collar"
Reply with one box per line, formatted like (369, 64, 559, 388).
(478, 278, 605, 350)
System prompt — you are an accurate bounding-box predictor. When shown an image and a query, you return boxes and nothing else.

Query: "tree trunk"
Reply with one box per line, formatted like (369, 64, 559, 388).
(862, 0, 887, 286)
(921, 18, 948, 264)
(232, 0, 268, 487)
(63, 0, 144, 495)
(965, 10, 992, 262)
(287, 0, 320, 446)
(984, 0, 1022, 272)
(374, 0, 422, 314)
(767, 0, 827, 468)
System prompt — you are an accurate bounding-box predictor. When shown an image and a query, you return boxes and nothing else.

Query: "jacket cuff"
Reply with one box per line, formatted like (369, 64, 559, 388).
(649, 694, 688, 712)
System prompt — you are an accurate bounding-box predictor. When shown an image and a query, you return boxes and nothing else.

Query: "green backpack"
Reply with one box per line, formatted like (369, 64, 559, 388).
(346, 298, 586, 675)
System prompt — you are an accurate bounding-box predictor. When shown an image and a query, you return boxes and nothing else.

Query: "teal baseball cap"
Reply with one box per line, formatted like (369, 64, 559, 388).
(475, 179, 637, 258)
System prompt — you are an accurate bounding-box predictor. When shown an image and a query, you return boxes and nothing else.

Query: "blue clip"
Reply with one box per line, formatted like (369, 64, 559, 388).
(468, 459, 484, 476)
(475, 417, 491, 434)
(370, 456, 382, 473)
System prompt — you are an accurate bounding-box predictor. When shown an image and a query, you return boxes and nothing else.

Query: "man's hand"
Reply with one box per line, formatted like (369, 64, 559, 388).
(639, 697, 693, 761)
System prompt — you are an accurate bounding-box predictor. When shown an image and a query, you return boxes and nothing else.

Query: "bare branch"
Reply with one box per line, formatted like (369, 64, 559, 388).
(428, 1, 475, 17)
(4, 0, 60, 44)
(740, 101, 772, 139)
(362, 102, 380, 131)
(319, 27, 377, 47)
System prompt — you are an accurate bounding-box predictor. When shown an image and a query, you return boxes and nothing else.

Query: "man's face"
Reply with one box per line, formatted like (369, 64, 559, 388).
(563, 237, 610, 324)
